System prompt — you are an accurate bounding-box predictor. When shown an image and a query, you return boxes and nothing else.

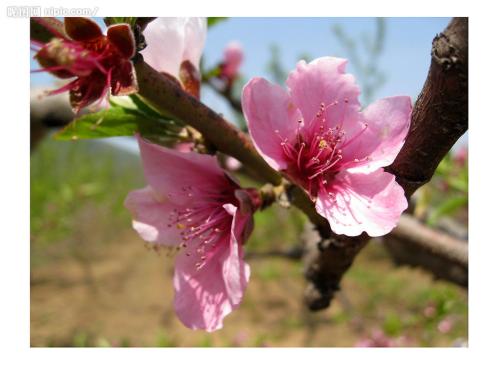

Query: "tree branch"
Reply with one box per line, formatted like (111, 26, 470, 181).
(205, 79, 243, 114)
(133, 59, 331, 230)
(30, 90, 74, 150)
(134, 60, 280, 185)
(383, 214, 468, 287)
(303, 17, 468, 310)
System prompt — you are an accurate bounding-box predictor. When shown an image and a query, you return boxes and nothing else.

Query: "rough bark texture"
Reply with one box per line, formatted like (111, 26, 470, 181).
(384, 214, 468, 287)
(386, 17, 469, 197)
(303, 17, 468, 310)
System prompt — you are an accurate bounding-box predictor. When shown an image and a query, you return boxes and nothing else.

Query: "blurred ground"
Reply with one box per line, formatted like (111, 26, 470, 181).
(30, 137, 468, 347)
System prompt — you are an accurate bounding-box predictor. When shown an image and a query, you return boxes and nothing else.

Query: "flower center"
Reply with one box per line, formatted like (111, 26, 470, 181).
(166, 184, 237, 271)
(276, 99, 369, 198)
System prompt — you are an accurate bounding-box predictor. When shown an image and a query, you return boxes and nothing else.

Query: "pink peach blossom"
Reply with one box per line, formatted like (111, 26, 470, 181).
(125, 137, 258, 331)
(220, 41, 244, 81)
(242, 57, 412, 236)
(142, 17, 207, 80)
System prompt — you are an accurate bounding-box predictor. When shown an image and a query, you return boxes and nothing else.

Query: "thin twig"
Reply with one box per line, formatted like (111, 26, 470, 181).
(205, 79, 243, 114)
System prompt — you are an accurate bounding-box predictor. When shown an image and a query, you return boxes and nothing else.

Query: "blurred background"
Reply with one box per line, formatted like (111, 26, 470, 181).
(30, 17, 468, 347)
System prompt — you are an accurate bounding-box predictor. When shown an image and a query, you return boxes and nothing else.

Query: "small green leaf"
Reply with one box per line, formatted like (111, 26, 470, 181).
(55, 107, 143, 140)
(55, 105, 181, 140)
(427, 195, 468, 226)
(207, 17, 228, 28)
(128, 94, 165, 119)
(104, 17, 137, 27)
(54, 103, 186, 148)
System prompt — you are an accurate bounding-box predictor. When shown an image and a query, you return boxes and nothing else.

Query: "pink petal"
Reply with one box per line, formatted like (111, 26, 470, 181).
(173, 205, 250, 331)
(124, 186, 182, 246)
(221, 204, 251, 305)
(315, 169, 407, 237)
(286, 57, 361, 137)
(173, 141, 194, 153)
(137, 136, 232, 206)
(242, 77, 302, 170)
(142, 17, 206, 79)
(343, 96, 412, 173)
(181, 18, 207, 71)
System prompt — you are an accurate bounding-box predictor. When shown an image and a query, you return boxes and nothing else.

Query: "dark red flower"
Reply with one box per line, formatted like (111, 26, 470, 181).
(32, 17, 138, 112)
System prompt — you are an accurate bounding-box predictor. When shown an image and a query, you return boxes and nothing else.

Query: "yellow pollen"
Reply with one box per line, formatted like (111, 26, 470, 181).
(319, 139, 328, 149)
(176, 223, 186, 230)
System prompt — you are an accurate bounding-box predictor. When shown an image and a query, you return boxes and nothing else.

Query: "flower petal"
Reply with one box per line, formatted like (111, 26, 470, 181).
(173, 203, 250, 331)
(286, 57, 361, 136)
(181, 18, 207, 71)
(343, 96, 412, 173)
(124, 186, 182, 246)
(173, 220, 250, 331)
(64, 17, 102, 41)
(69, 74, 107, 112)
(107, 23, 136, 59)
(137, 136, 233, 206)
(221, 204, 251, 305)
(316, 169, 407, 237)
(242, 77, 302, 170)
(111, 60, 138, 96)
(142, 17, 206, 79)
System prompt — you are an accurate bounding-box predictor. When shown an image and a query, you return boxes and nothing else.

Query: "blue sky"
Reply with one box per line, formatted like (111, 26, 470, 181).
(201, 17, 450, 113)
(31, 17, 450, 99)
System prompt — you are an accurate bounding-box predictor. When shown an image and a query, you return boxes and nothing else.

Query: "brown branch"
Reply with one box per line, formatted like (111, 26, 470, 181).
(205, 79, 243, 114)
(386, 18, 469, 197)
(383, 214, 468, 287)
(135, 60, 281, 185)
(30, 90, 74, 150)
(303, 17, 468, 310)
